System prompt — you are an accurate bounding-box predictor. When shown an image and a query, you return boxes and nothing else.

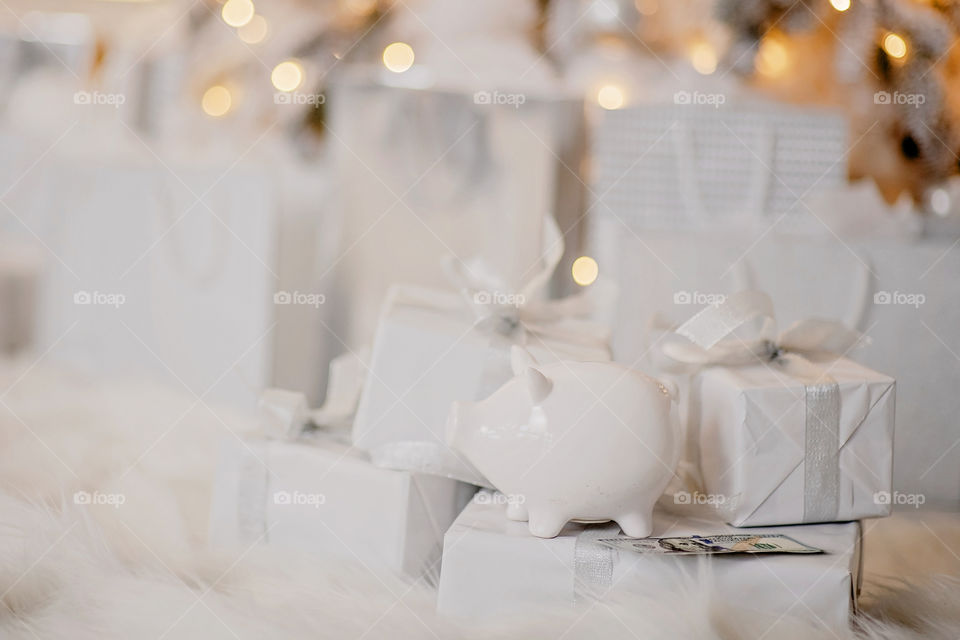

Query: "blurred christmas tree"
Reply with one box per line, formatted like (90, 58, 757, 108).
(714, 0, 960, 205)
(538, 0, 960, 206)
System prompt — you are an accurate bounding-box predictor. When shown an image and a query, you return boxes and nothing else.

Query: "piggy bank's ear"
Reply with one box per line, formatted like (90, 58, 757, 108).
(525, 367, 553, 405)
(510, 346, 539, 376)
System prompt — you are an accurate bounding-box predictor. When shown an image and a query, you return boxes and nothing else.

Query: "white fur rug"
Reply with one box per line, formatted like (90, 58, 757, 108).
(0, 358, 958, 639)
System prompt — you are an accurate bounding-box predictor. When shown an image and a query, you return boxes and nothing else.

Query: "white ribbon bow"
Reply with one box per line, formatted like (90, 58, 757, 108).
(442, 216, 608, 348)
(661, 290, 868, 375)
(659, 290, 868, 524)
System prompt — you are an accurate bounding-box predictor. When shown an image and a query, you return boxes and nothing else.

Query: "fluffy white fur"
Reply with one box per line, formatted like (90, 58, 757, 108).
(0, 359, 958, 639)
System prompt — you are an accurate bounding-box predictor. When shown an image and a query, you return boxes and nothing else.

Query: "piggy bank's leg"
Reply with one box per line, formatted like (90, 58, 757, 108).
(527, 510, 568, 538)
(615, 511, 653, 538)
(506, 501, 528, 522)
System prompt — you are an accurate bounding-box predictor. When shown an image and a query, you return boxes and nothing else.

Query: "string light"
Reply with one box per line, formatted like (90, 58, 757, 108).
(829, 0, 851, 11)
(597, 85, 625, 110)
(382, 42, 415, 73)
(755, 35, 790, 78)
(572, 256, 599, 286)
(221, 0, 254, 28)
(271, 60, 304, 92)
(237, 14, 267, 44)
(690, 41, 717, 75)
(882, 32, 907, 59)
(201, 85, 232, 117)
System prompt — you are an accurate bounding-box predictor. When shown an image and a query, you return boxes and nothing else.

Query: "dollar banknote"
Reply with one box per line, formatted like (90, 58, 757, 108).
(595, 533, 823, 555)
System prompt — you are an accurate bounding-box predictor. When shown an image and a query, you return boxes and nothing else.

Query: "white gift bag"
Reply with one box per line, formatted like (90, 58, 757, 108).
(591, 103, 849, 232)
(327, 70, 587, 346)
(0, 135, 277, 410)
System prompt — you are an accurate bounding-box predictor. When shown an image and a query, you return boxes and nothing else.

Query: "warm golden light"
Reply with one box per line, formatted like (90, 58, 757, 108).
(221, 0, 254, 28)
(201, 85, 232, 117)
(572, 256, 599, 286)
(597, 84, 625, 110)
(634, 0, 658, 16)
(237, 14, 267, 44)
(345, 0, 377, 15)
(690, 41, 718, 75)
(829, 0, 851, 11)
(755, 36, 790, 78)
(382, 42, 415, 73)
(882, 32, 907, 59)
(271, 60, 304, 92)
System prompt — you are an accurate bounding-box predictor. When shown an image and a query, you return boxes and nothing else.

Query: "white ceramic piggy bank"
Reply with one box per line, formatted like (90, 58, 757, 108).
(447, 347, 679, 538)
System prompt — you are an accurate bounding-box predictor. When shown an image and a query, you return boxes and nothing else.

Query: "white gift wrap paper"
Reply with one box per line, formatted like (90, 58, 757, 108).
(693, 356, 895, 527)
(603, 230, 956, 509)
(437, 497, 862, 631)
(209, 436, 475, 580)
(351, 285, 611, 485)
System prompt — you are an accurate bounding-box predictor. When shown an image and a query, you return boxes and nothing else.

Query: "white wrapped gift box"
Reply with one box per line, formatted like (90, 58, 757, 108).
(693, 354, 895, 527)
(600, 227, 957, 509)
(351, 285, 611, 485)
(438, 494, 862, 632)
(209, 435, 475, 580)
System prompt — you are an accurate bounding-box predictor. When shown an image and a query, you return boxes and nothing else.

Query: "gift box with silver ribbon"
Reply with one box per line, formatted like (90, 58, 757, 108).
(658, 291, 895, 527)
(209, 433, 475, 581)
(437, 491, 862, 632)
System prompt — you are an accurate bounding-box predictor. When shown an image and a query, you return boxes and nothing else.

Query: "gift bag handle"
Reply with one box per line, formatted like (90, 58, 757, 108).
(383, 90, 492, 211)
(734, 253, 874, 330)
(671, 120, 776, 223)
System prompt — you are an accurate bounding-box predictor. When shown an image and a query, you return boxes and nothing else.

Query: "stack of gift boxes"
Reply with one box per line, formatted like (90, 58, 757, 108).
(209, 95, 897, 633)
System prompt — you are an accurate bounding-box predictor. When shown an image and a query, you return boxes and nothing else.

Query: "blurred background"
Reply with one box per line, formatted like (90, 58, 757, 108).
(1, 0, 958, 511)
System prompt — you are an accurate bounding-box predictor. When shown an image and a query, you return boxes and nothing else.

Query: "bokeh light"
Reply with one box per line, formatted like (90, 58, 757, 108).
(382, 42, 415, 73)
(221, 0, 255, 28)
(201, 85, 232, 117)
(271, 60, 304, 92)
(572, 256, 599, 286)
